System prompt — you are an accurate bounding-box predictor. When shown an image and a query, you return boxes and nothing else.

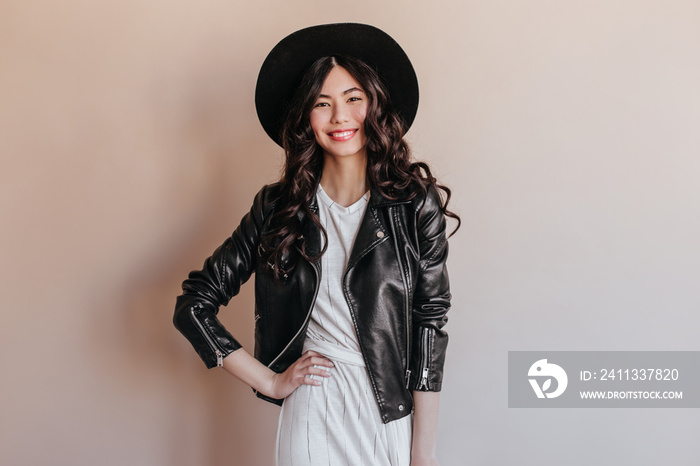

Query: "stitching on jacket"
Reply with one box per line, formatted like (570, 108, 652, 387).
(390, 206, 412, 376)
(221, 240, 231, 299)
(420, 235, 446, 274)
(415, 186, 447, 274)
(342, 278, 386, 420)
(391, 206, 413, 293)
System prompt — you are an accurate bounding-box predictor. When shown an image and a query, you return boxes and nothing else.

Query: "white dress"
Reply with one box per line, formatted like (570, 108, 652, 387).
(276, 185, 412, 466)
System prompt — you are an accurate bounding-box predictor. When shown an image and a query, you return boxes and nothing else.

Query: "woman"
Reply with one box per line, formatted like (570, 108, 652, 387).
(174, 23, 459, 466)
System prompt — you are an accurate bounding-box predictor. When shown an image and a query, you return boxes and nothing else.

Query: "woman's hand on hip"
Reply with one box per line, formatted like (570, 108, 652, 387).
(269, 350, 334, 399)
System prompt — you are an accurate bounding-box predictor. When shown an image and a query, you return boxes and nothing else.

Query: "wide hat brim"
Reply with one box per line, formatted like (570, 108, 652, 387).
(255, 23, 419, 147)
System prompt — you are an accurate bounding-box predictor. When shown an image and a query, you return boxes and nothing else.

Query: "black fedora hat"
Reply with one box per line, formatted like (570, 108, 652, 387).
(255, 23, 419, 146)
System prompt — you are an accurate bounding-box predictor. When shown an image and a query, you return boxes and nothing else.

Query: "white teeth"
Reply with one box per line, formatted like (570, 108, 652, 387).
(330, 130, 354, 137)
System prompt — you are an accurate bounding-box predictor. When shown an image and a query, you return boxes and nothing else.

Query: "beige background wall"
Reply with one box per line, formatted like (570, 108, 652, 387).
(2, 1, 699, 465)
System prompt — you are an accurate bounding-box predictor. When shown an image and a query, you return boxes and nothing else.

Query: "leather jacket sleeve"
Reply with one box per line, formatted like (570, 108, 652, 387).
(172, 185, 272, 368)
(408, 184, 451, 391)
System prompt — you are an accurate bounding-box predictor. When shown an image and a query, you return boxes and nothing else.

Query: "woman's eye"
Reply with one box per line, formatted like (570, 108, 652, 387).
(314, 102, 329, 108)
(348, 97, 362, 102)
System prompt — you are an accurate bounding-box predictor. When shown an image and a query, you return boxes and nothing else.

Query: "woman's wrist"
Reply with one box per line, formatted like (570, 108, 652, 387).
(411, 391, 440, 464)
(220, 348, 277, 397)
(411, 444, 438, 462)
(410, 454, 439, 466)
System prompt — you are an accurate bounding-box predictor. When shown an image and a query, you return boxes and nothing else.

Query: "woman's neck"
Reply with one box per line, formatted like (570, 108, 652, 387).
(319, 152, 368, 207)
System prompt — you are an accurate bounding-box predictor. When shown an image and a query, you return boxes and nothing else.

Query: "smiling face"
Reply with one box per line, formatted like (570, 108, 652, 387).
(309, 65, 369, 161)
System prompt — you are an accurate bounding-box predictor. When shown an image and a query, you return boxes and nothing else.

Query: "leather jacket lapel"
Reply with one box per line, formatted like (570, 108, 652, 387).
(299, 184, 412, 270)
(346, 198, 389, 271)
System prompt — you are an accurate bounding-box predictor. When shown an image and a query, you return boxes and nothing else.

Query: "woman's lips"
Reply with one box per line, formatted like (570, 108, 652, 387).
(327, 129, 358, 142)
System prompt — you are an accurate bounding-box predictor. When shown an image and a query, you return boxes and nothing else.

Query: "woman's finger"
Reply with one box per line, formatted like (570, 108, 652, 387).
(300, 369, 331, 385)
(306, 356, 334, 368)
(301, 376, 323, 386)
(293, 364, 331, 379)
(302, 350, 334, 365)
(294, 355, 331, 370)
(307, 364, 332, 377)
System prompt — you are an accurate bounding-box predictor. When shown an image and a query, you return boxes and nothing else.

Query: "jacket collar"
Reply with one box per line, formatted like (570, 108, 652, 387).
(368, 184, 413, 207)
(305, 182, 409, 212)
(300, 182, 410, 265)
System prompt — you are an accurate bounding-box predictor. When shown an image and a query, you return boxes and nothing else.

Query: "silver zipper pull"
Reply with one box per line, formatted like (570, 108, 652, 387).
(405, 369, 412, 389)
(216, 350, 224, 367)
(419, 368, 429, 390)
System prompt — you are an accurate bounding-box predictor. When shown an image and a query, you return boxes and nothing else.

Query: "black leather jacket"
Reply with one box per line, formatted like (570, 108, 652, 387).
(173, 181, 451, 423)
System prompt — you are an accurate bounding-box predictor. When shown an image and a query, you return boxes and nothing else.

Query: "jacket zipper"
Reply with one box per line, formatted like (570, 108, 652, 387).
(190, 305, 224, 367)
(417, 327, 432, 390)
(342, 219, 394, 419)
(265, 260, 321, 371)
(388, 207, 413, 390)
(263, 203, 322, 377)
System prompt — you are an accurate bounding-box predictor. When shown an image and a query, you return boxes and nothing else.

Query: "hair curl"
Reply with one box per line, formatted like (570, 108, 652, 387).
(260, 56, 460, 280)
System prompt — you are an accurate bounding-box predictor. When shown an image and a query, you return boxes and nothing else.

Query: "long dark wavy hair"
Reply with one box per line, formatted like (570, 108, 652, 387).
(260, 55, 460, 279)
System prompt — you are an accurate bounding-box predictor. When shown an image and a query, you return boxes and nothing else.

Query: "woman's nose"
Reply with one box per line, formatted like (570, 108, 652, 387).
(331, 104, 349, 124)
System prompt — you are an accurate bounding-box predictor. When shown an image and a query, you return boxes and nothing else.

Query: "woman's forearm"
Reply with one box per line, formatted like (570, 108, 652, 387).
(221, 348, 277, 395)
(221, 348, 334, 400)
(411, 391, 441, 465)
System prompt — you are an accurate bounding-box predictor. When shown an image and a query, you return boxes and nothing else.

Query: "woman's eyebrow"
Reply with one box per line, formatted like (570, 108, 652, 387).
(317, 87, 365, 99)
